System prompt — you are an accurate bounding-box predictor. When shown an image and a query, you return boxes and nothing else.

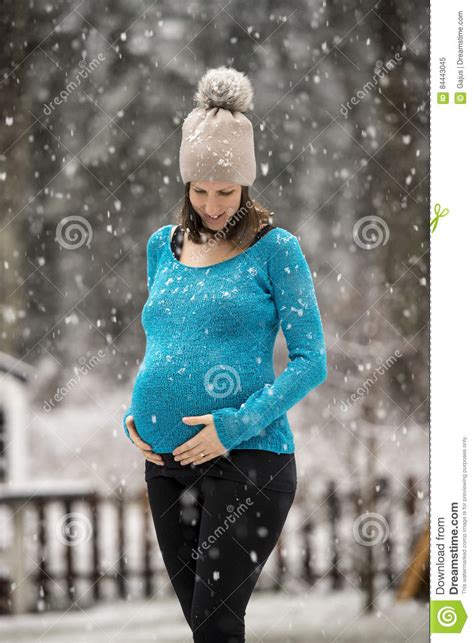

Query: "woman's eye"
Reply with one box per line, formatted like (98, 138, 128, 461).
(193, 189, 233, 195)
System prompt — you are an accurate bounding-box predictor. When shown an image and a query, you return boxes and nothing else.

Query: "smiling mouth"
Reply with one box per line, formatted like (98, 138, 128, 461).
(206, 212, 225, 220)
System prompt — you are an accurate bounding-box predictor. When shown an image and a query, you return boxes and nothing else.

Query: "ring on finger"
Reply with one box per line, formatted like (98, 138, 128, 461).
(191, 452, 208, 465)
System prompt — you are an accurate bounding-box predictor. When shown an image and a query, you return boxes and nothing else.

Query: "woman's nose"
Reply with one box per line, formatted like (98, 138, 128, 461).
(204, 200, 221, 215)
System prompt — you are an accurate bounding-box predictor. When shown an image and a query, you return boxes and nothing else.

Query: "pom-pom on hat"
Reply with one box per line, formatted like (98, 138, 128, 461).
(179, 66, 257, 186)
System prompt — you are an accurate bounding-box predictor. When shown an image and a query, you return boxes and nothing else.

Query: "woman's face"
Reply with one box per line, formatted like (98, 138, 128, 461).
(189, 181, 242, 230)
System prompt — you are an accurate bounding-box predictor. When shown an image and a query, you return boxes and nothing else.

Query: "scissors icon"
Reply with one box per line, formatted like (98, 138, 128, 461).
(430, 203, 449, 233)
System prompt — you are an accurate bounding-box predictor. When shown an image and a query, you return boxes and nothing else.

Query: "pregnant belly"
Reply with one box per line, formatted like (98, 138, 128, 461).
(129, 357, 274, 450)
(130, 364, 203, 446)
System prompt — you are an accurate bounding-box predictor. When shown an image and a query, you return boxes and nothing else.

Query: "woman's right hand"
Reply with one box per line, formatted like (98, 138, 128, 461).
(125, 416, 164, 466)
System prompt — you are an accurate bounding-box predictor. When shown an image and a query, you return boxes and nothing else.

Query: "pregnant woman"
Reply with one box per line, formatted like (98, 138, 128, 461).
(122, 66, 327, 642)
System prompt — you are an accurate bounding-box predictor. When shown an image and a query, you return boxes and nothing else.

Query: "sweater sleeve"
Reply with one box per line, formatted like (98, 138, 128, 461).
(122, 228, 163, 443)
(211, 232, 327, 451)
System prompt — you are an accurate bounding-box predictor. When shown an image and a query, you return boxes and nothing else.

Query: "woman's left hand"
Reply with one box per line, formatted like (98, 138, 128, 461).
(173, 414, 227, 465)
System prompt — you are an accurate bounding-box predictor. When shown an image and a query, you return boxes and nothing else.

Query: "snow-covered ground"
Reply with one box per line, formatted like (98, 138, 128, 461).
(0, 586, 428, 642)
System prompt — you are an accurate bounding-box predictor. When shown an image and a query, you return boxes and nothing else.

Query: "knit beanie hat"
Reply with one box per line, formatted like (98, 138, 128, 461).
(179, 66, 257, 187)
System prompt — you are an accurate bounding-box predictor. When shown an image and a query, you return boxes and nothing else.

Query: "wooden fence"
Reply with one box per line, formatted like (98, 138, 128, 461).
(0, 475, 428, 615)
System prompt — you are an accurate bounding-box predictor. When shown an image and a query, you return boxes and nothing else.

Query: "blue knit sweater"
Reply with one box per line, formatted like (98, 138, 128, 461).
(122, 224, 327, 454)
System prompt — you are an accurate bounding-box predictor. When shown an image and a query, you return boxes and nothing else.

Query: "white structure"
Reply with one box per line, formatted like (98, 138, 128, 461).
(0, 351, 34, 486)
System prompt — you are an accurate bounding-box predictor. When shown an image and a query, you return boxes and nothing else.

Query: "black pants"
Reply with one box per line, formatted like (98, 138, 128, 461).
(146, 473, 295, 643)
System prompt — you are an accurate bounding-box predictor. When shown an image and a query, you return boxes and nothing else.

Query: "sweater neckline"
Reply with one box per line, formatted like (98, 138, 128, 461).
(165, 224, 280, 270)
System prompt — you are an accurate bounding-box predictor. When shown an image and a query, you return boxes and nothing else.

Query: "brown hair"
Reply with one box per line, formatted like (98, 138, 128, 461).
(177, 182, 274, 250)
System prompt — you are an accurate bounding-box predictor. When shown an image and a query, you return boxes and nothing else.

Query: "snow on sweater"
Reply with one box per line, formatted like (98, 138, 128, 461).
(122, 223, 327, 454)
